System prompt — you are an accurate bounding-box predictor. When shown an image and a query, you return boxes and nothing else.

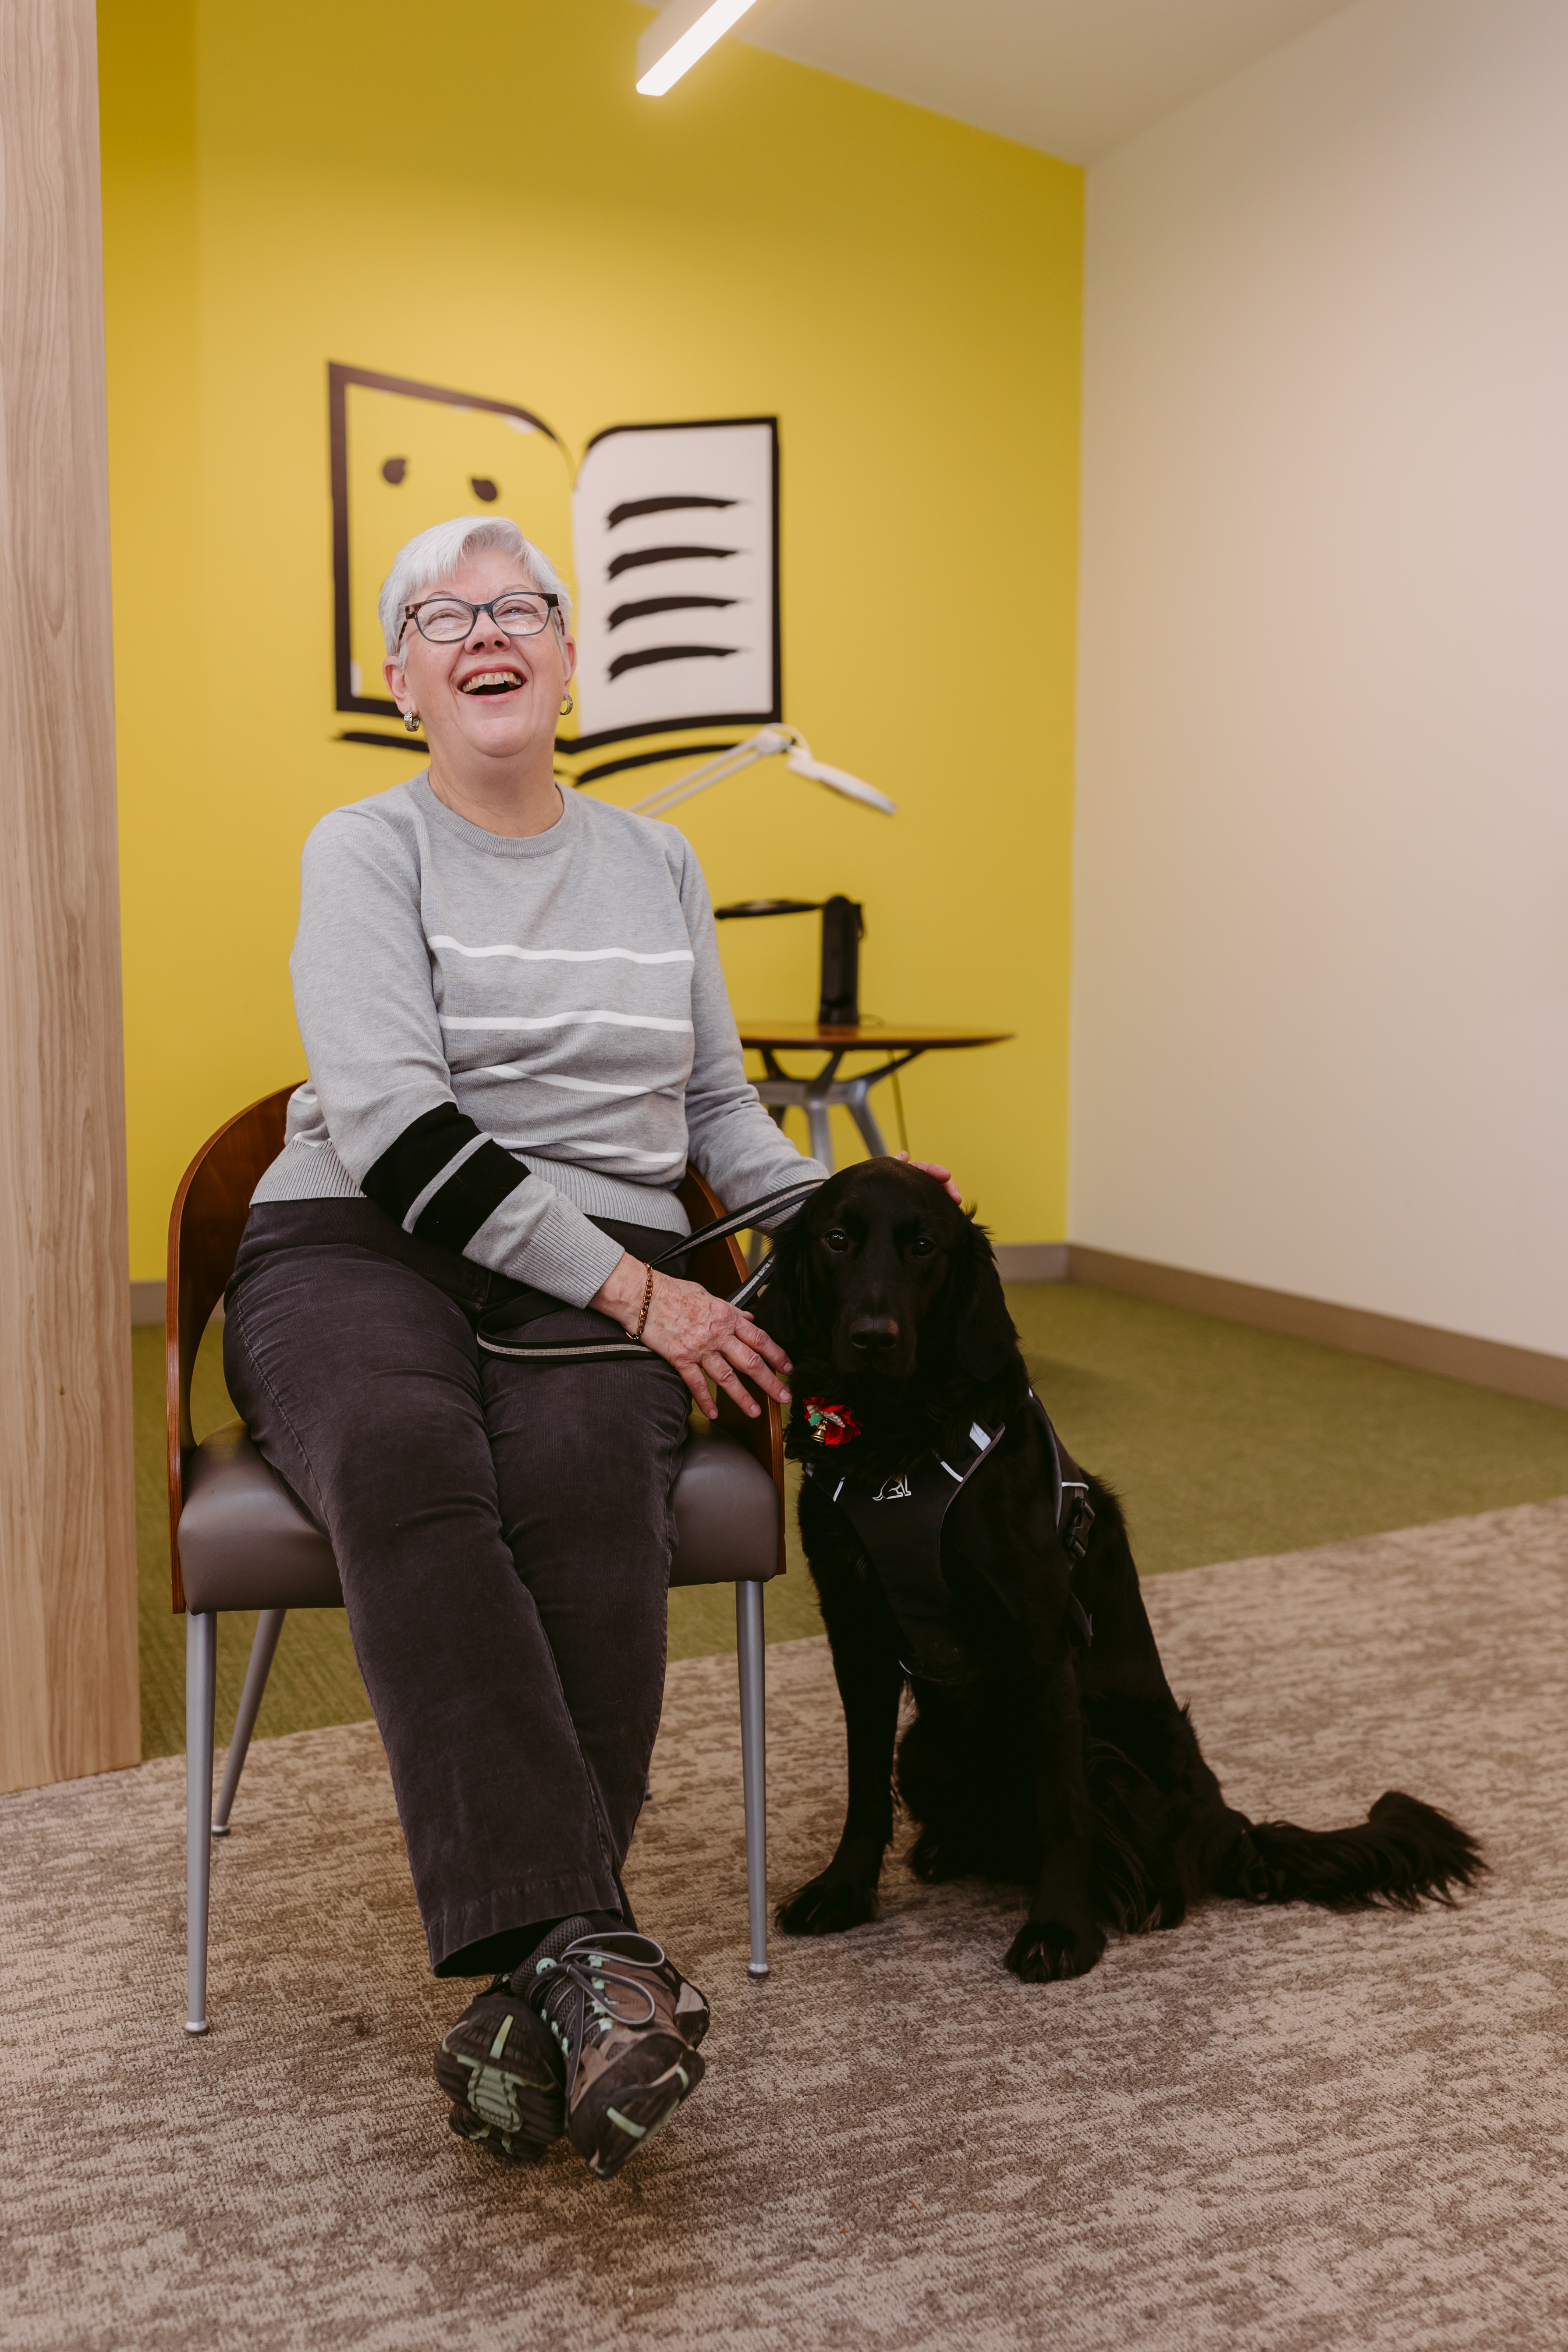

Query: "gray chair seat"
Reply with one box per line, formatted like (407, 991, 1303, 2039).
(178, 1417, 781, 1612)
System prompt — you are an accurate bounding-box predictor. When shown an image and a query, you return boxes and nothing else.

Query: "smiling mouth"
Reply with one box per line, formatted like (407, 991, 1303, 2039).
(460, 668, 525, 696)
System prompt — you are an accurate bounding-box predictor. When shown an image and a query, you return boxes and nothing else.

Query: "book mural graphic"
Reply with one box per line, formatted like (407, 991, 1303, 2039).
(329, 364, 780, 778)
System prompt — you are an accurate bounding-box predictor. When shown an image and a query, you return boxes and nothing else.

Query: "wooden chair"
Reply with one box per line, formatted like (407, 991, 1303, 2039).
(167, 1085, 784, 2034)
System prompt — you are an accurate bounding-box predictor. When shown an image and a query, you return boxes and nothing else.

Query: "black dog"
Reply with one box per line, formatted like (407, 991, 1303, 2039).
(756, 1158, 1482, 1982)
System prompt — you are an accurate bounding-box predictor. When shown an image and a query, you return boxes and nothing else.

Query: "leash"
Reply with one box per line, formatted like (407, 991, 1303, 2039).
(802, 1387, 1095, 1682)
(474, 1179, 818, 1363)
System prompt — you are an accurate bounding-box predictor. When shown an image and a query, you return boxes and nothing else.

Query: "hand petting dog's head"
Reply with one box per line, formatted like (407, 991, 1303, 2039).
(759, 1158, 1020, 1397)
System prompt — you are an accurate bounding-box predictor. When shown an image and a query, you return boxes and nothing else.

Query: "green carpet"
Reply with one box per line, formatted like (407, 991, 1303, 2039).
(134, 1286, 1568, 1760)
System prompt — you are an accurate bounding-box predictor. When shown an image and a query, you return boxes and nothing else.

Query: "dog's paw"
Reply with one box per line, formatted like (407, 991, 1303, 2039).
(1004, 1918, 1106, 1983)
(776, 1873, 880, 1937)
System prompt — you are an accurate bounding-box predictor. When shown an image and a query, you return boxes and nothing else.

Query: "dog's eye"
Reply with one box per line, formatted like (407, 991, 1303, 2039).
(909, 1238, 937, 1259)
(822, 1229, 850, 1254)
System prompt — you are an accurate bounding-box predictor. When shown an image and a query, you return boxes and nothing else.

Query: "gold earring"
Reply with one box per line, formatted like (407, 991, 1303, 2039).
(559, 691, 574, 717)
(402, 710, 421, 733)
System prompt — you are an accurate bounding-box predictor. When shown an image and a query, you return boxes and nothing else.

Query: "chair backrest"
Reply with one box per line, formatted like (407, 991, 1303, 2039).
(167, 1089, 786, 1606)
(167, 1085, 296, 1605)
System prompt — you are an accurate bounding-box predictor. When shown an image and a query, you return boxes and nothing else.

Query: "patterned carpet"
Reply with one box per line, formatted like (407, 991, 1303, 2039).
(3, 1502, 1566, 2351)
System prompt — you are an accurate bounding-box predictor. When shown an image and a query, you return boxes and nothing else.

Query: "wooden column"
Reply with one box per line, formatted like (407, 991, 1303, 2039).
(0, 0, 140, 1790)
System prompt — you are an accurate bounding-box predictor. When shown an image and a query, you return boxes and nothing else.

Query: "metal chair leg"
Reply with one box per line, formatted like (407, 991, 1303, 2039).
(212, 1607, 286, 1835)
(736, 1580, 769, 1979)
(185, 1611, 216, 2035)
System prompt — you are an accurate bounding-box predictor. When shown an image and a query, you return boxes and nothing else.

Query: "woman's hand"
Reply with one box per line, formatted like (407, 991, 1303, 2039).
(895, 1150, 962, 1203)
(589, 1254, 793, 1420)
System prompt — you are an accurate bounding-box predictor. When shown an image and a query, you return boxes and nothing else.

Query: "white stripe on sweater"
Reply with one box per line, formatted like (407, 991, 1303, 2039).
(429, 934, 694, 966)
(469, 1063, 684, 1099)
(500, 1137, 686, 1167)
(401, 1131, 490, 1233)
(441, 1010, 693, 1034)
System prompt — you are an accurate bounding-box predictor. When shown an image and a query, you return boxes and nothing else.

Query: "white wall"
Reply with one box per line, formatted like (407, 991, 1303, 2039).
(1071, 0, 1568, 1356)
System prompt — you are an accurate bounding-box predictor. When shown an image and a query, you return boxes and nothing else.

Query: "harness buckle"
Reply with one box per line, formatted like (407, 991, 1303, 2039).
(1061, 1487, 1096, 1565)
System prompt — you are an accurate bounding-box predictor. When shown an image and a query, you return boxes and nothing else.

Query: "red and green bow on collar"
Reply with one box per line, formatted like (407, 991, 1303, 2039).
(803, 1396, 861, 1447)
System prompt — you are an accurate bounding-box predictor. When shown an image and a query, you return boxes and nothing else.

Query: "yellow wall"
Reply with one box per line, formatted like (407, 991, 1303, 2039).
(99, 0, 1082, 1278)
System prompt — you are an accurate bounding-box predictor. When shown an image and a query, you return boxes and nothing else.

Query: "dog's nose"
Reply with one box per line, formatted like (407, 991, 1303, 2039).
(849, 1316, 901, 1358)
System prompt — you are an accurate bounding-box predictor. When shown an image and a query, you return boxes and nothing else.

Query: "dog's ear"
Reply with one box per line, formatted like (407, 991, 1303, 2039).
(948, 1215, 1018, 1384)
(750, 1214, 814, 1356)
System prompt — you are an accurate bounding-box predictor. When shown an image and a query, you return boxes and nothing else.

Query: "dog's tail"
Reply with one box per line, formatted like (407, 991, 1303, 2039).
(1215, 1790, 1483, 1911)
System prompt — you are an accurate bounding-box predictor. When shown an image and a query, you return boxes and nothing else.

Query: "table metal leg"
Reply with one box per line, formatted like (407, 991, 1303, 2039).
(753, 1067, 901, 1171)
(843, 1077, 889, 1159)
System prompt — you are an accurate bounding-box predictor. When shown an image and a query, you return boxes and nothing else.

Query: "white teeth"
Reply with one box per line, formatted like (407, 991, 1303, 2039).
(461, 671, 523, 693)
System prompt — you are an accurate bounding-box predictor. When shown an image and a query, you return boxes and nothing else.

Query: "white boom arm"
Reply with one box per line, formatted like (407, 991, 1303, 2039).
(629, 726, 896, 818)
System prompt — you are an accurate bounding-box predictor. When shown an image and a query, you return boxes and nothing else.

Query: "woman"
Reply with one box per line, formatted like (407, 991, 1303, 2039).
(227, 513, 955, 2183)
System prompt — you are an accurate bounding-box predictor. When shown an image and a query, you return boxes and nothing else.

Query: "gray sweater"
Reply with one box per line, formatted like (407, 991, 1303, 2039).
(252, 774, 826, 1305)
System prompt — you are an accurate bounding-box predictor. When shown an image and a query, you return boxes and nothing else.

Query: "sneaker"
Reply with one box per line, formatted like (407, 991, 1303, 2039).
(522, 1918, 709, 2180)
(433, 1981, 564, 2163)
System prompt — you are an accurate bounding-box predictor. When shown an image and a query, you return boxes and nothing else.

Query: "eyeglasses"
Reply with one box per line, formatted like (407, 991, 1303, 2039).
(399, 591, 561, 646)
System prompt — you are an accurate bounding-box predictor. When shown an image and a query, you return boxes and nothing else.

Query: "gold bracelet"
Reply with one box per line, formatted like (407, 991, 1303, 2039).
(631, 1263, 656, 1342)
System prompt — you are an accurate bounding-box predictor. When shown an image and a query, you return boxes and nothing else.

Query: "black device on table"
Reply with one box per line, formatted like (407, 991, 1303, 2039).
(714, 896, 865, 1027)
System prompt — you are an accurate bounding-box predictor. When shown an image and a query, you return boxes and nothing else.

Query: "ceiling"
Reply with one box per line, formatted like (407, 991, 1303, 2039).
(710, 0, 1355, 163)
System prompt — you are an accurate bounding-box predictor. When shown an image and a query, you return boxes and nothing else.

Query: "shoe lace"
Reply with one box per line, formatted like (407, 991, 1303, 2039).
(529, 1933, 669, 2096)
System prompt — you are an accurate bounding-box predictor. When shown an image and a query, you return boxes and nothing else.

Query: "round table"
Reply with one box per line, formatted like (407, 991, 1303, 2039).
(737, 1020, 1014, 1169)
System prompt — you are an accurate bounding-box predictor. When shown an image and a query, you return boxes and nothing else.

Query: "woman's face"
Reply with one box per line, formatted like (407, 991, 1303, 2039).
(383, 546, 577, 770)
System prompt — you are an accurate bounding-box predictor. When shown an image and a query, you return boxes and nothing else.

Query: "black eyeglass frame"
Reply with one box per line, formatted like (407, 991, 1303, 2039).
(398, 590, 563, 647)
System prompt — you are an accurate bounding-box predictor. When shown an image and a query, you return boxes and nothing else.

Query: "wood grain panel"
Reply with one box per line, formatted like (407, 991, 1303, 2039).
(0, 0, 140, 1790)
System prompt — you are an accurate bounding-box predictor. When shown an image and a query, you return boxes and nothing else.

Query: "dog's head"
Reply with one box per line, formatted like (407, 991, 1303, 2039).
(759, 1158, 1020, 1394)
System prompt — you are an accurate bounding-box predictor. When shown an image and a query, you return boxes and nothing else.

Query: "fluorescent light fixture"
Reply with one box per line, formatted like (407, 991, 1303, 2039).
(637, 0, 760, 96)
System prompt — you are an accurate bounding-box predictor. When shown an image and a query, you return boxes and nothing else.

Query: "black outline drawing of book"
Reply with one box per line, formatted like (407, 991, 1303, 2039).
(328, 362, 780, 766)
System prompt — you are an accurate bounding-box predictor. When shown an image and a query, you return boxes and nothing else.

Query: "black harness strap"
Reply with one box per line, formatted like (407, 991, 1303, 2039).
(803, 1389, 1094, 1685)
(1036, 1392, 1097, 1585)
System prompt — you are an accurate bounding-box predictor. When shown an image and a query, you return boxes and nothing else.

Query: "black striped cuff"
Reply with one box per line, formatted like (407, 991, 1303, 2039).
(412, 1138, 530, 1251)
(362, 1103, 482, 1224)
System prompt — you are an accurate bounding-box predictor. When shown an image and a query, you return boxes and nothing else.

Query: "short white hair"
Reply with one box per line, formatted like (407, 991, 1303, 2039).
(378, 514, 573, 657)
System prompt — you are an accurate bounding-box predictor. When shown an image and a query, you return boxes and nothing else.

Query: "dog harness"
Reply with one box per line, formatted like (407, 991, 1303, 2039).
(802, 1390, 1096, 1685)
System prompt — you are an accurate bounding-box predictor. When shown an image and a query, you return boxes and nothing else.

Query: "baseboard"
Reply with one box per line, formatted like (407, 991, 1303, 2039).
(993, 1242, 1070, 1282)
(1067, 1244, 1568, 1412)
(132, 1278, 223, 1332)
